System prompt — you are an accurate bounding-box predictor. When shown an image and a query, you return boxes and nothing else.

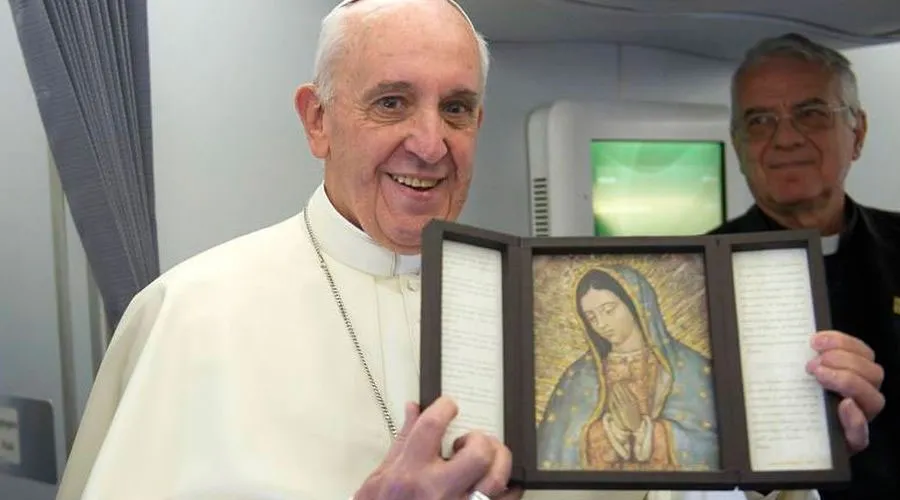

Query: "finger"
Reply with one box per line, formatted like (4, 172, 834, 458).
(451, 431, 497, 455)
(811, 331, 875, 361)
(838, 398, 869, 453)
(617, 385, 631, 406)
(440, 432, 495, 497)
(608, 391, 624, 425)
(452, 434, 466, 454)
(471, 439, 513, 497)
(401, 396, 458, 465)
(812, 365, 886, 420)
(607, 401, 623, 430)
(497, 486, 525, 500)
(625, 387, 640, 408)
(609, 386, 620, 408)
(613, 392, 632, 429)
(611, 411, 627, 432)
(806, 349, 885, 389)
(612, 385, 626, 407)
(383, 401, 420, 464)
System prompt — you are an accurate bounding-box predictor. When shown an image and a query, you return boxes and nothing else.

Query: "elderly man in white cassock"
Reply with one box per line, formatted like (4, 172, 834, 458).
(55, 0, 884, 499)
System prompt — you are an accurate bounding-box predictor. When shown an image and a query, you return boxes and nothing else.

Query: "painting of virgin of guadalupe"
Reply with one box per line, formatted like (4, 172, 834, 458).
(535, 259, 719, 472)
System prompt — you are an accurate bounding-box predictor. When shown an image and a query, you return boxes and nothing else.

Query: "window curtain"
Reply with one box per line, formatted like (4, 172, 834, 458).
(8, 0, 158, 332)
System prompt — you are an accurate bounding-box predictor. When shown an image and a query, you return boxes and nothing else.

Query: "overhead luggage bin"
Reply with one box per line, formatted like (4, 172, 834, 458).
(455, 0, 900, 59)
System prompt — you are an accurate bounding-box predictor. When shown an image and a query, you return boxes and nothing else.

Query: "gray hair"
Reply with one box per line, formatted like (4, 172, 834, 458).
(731, 33, 862, 125)
(312, 0, 491, 104)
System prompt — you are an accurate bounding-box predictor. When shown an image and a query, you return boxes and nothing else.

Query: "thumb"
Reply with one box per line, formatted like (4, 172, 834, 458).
(497, 486, 525, 500)
(383, 401, 420, 463)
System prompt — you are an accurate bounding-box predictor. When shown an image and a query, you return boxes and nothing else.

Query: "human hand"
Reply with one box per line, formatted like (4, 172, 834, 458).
(453, 435, 524, 500)
(633, 416, 655, 462)
(353, 396, 523, 500)
(601, 412, 633, 460)
(610, 383, 642, 433)
(807, 330, 885, 453)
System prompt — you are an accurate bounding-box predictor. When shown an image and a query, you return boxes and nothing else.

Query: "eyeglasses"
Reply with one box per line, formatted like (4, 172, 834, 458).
(734, 103, 851, 141)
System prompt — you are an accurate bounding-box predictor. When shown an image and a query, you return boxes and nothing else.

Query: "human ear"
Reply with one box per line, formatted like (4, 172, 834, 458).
(851, 109, 868, 161)
(295, 84, 329, 159)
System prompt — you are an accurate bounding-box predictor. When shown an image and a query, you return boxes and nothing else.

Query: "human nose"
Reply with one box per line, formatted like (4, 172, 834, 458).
(403, 108, 449, 165)
(770, 113, 806, 149)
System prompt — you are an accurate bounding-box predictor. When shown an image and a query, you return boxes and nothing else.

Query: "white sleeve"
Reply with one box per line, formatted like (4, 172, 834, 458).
(648, 490, 745, 500)
(56, 282, 168, 500)
(648, 489, 821, 500)
(748, 491, 821, 500)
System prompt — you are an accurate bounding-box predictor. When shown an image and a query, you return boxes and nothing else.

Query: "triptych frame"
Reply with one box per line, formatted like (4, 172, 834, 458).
(419, 220, 849, 492)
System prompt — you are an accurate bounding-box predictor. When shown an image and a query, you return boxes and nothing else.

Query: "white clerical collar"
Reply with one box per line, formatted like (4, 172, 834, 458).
(821, 233, 840, 256)
(304, 183, 421, 277)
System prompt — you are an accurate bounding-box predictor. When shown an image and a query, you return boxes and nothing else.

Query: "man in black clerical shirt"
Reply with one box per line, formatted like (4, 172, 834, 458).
(710, 32, 900, 499)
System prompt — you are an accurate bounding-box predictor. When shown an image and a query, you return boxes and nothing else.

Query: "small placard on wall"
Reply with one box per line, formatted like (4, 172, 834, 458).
(0, 396, 57, 484)
(0, 406, 21, 466)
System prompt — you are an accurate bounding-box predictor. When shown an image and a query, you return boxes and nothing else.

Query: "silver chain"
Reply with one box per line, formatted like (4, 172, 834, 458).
(302, 208, 399, 439)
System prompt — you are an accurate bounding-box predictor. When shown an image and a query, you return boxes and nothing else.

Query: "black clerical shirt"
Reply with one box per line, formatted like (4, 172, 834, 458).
(710, 197, 900, 500)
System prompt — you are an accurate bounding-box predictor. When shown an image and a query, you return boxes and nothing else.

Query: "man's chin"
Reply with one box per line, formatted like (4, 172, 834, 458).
(769, 193, 829, 214)
(383, 235, 422, 255)
(378, 225, 427, 255)
(374, 212, 456, 254)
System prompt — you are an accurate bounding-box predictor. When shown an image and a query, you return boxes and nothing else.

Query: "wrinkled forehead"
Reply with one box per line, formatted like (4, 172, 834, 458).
(736, 56, 842, 110)
(334, 0, 482, 95)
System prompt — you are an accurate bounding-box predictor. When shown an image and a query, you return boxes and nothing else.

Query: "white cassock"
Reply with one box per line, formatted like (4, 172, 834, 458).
(56, 184, 817, 500)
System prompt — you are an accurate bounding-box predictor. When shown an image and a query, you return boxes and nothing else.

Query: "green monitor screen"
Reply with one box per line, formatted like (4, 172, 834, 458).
(591, 140, 726, 236)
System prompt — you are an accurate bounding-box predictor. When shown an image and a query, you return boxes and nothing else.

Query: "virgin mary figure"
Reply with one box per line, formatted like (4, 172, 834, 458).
(536, 265, 719, 472)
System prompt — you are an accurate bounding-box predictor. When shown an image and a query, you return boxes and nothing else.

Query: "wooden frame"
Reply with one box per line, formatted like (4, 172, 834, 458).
(419, 220, 849, 491)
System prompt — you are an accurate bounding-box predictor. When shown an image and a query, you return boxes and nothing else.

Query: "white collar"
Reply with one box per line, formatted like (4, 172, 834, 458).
(821, 233, 840, 256)
(304, 183, 421, 277)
